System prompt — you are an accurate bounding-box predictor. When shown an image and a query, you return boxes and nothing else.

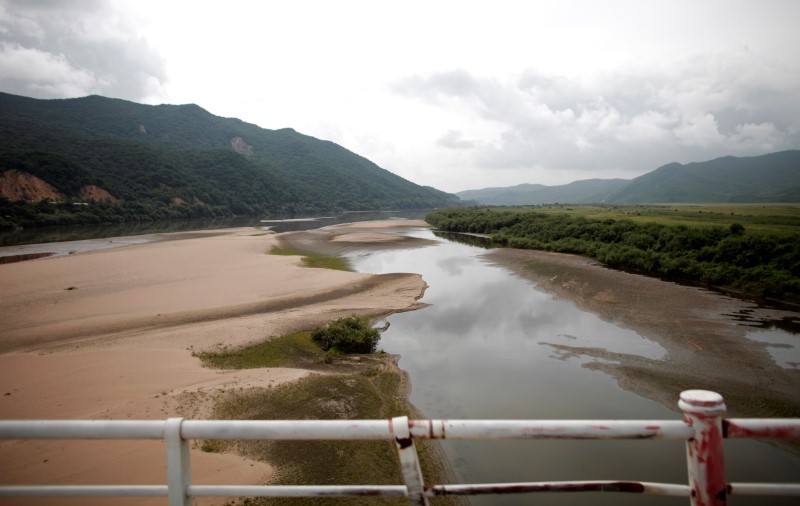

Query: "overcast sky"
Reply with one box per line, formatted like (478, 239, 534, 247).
(1, 0, 799, 192)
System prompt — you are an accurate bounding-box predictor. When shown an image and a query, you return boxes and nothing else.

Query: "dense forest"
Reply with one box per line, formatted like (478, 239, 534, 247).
(426, 206, 800, 304)
(0, 92, 460, 228)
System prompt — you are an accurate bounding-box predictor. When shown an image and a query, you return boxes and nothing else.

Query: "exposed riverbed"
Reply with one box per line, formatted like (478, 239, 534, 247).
(3, 219, 798, 505)
(346, 227, 800, 506)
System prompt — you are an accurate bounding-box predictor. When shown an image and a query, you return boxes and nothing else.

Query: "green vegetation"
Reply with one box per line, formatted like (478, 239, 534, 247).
(456, 150, 800, 205)
(195, 331, 322, 370)
(311, 315, 381, 354)
(497, 203, 800, 235)
(269, 246, 351, 271)
(0, 92, 461, 229)
(427, 205, 800, 304)
(194, 328, 459, 506)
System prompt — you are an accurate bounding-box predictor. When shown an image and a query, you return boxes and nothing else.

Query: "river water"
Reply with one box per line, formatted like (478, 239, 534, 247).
(3, 218, 798, 504)
(347, 227, 800, 506)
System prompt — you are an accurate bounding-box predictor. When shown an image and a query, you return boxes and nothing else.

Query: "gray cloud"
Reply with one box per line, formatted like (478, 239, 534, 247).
(0, 0, 166, 101)
(393, 49, 800, 180)
(437, 130, 474, 150)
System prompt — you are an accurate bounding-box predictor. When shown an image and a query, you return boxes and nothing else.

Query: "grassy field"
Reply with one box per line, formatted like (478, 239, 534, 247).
(521, 203, 800, 235)
(197, 331, 462, 506)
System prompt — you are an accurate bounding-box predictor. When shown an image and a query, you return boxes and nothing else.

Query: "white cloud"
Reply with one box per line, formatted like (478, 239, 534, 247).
(0, 42, 102, 97)
(392, 48, 800, 187)
(730, 122, 783, 152)
(616, 111, 674, 143)
(438, 130, 475, 150)
(674, 114, 724, 147)
(0, 0, 166, 101)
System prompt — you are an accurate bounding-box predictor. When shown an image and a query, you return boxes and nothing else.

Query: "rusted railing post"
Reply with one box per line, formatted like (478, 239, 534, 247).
(391, 416, 429, 506)
(679, 390, 728, 506)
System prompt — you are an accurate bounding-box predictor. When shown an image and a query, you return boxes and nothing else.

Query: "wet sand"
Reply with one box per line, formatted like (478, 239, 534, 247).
(0, 221, 430, 505)
(486, 248, 800, 420)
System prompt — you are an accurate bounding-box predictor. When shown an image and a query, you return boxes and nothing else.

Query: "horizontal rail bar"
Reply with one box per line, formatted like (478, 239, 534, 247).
(428, 481, 692, 497)
(0, 485, 167, 496)
(189, 485, 407, 497)
(182, 420, 392, 440)
(724, 419, 800, 439)
(0, 419, 696, 441)
(0, 420, 165, 439)
(4, 482, 799, 499)
(408, 419, 694, 440)
(0, 418, 800, 440)
(729, 483, 800, 496)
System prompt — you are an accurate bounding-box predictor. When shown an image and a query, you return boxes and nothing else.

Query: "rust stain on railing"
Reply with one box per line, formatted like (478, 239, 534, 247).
(0, 390, 798, 506)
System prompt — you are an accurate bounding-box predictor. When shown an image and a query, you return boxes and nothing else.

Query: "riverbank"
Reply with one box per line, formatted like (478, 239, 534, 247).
(0, 220, 432, 505)
(486, 248, 800, 421)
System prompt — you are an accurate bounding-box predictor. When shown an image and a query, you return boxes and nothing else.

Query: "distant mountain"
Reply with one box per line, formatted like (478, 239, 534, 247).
(608, 151, 800, 203)
(457, 151, 800, 205)
(458, 179, 629, 205)
(0, 92, 460, 227)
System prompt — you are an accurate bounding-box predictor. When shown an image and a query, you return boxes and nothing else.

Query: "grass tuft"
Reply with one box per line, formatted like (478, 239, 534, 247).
(269, 246, 351, 271)
(195, 331, 321, 370)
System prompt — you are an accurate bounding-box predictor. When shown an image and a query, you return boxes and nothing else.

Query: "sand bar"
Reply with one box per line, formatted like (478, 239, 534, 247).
(0, 222, 429, 505)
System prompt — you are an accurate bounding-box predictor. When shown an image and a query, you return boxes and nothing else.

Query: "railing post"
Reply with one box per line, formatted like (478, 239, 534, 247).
(679, 390, 728, 506)
(165, 418, 192, 506)
(391, 416, 429, 506)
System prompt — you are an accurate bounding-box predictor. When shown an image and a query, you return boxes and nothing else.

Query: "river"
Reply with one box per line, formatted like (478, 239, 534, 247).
(347, 227, 800, 506)
(3, 218, 798, 504)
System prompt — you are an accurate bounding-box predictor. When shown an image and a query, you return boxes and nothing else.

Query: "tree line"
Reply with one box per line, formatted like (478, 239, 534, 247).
(426, 207, 800, 304)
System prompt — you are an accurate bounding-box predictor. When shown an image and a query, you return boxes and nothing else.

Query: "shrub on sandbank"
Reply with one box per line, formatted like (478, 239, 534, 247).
(311, 315, 381, 354)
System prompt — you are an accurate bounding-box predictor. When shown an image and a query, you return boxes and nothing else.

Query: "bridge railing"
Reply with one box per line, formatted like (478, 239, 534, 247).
(1, 390, 799, 505)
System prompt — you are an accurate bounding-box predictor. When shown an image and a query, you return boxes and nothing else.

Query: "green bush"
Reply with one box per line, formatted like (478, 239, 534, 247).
(311, 315, 381, 354)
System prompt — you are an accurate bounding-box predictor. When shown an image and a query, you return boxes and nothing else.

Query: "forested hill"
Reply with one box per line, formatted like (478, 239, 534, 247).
(457, 150, 800, 205)
(0, 92, 460, 227)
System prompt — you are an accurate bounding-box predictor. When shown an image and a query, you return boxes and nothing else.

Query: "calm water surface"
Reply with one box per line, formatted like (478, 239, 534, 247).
(348, 228, 800, 506)
(0, 210, 425, 247)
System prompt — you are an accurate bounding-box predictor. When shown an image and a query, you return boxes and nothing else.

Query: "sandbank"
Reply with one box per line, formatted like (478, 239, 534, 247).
(0, 221, 430, 505)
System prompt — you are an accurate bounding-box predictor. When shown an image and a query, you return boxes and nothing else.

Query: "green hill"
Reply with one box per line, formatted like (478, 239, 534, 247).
(457, 151, 800, 205)
(608, 151, 800, 203)
(457, 179, 629, 205)
(0, 92, 460, 227)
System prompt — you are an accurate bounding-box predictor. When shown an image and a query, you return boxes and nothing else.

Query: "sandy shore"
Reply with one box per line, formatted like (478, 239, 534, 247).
(0, 220, 430, 505)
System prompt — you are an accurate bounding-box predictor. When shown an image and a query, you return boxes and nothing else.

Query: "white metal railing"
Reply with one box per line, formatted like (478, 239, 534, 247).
(1, 390, 799, 505)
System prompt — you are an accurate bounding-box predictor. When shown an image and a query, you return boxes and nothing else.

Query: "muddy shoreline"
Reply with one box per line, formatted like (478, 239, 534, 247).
(484, 248, 800, 422)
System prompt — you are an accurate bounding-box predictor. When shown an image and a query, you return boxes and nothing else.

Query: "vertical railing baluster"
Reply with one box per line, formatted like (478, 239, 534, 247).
(165, 417, 192, 506)
(680, 390, 728, 506)
(3, 396, 799, 502)
(391, 415, 429, 506)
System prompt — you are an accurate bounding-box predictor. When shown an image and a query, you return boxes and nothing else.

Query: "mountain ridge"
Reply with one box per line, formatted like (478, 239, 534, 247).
(457, 150, 800, 205)
(0, 92, 460, 227)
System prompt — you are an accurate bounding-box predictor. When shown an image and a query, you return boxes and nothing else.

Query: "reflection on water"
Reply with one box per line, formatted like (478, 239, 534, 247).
(746, 328, 800, 369)
(350, 229, 800, 506)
